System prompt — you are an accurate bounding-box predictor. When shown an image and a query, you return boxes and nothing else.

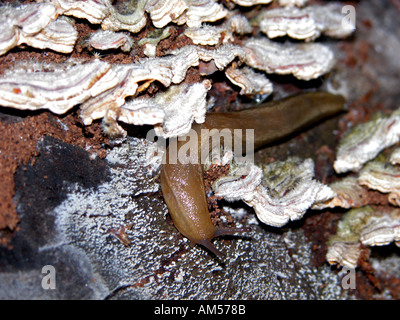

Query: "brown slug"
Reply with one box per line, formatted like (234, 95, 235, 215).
(160, 92, 346, 257)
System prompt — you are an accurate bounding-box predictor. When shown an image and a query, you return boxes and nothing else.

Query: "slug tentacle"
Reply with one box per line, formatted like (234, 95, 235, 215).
(160, 92, 346, 258)
(214, 226, 252, 238)
(197, 239, 225, 258)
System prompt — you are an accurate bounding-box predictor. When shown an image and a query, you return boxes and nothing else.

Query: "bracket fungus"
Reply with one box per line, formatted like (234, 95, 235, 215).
(322, 106, 400, 269)
(86, 30, 134, 53)
(312, 176, 371, 210)
(0, 59, 118, 114)
(243, 38, 334, 81)
(0, 3, 77, 55)
(327, 206, 400, 269)
(183, 14, 252, 46)
(358, 156, 400, 207)
(278, 0, 308, 7)
(213, 157, 335, 227)
(334, 108, 400, 174)
(256, 4, 354, 41)
(230, 0, 272, 6)
(225, 65, 273, 96)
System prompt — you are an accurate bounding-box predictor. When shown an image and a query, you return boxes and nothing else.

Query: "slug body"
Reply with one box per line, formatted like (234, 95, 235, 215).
(160, 92, 346, 256)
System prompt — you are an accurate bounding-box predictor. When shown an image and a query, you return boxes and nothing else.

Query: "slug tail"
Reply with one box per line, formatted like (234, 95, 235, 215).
(197, 239, 225, 258)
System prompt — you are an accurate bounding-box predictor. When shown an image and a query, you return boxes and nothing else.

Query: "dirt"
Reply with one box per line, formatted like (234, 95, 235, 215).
(0, 110, 109, 244)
